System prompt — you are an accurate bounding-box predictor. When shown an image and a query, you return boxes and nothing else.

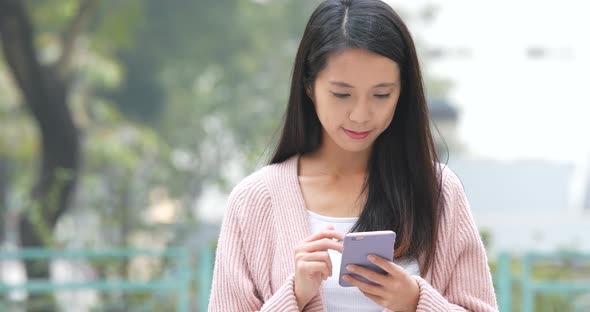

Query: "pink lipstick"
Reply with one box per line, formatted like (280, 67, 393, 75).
(343, 128, 370, 140)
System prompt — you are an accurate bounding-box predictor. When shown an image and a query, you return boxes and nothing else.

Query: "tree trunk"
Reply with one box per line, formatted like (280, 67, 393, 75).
(0, 1, 80, 310)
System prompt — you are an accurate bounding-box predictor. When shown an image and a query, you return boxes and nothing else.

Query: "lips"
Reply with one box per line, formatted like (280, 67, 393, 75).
(343, 128, 371, 139)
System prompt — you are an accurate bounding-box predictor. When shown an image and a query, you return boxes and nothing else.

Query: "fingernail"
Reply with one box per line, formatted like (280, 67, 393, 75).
(368, 254, 376, 262)
(346, 265, 354, 271)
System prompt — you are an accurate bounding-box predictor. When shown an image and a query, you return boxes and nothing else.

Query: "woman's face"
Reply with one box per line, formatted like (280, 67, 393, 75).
(307, 48, 401, 153)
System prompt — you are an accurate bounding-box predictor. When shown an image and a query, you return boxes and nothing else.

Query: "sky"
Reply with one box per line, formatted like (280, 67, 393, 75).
(391, 0, 590, 163)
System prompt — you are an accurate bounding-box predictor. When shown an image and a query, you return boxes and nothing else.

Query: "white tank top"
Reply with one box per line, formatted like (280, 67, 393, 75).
(307, 210, 421, 312)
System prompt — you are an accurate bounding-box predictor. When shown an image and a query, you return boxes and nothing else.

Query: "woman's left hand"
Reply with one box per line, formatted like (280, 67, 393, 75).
(341, 254, 419, 312)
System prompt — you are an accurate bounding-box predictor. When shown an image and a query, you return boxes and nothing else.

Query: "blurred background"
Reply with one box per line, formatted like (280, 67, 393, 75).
(0, 0, 588, 311)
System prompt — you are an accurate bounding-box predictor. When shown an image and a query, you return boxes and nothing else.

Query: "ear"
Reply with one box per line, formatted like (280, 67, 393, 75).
(305, 85, 315, 103)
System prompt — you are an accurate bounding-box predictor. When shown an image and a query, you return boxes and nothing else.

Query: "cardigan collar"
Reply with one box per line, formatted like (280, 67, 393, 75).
(268, 154, 431, 310)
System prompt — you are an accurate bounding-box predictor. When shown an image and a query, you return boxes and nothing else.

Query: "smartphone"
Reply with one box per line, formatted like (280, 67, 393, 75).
(338, 230, 396, 287)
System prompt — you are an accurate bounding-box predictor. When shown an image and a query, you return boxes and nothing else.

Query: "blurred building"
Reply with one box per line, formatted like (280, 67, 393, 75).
(427, 97, 459, 150)
(428, 97, 460, 155)
(429, 97, 590, 255)
(428, 97, 459, 134)
(449, 158, 590, 254)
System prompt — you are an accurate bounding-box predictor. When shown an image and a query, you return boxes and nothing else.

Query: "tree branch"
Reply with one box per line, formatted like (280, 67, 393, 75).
(0, 0, 41, 103)
(56, 0, 99, 78)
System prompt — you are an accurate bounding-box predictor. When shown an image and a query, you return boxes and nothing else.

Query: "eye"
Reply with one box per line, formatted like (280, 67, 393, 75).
(375, 94, 391, 99)
(331, 92, 350, 98)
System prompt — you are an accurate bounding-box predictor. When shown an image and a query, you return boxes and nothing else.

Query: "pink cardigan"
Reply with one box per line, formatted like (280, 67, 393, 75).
(209, 155, 498, 311)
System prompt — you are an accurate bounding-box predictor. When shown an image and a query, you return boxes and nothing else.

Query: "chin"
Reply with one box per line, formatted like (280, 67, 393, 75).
(335, 141, 373, 153)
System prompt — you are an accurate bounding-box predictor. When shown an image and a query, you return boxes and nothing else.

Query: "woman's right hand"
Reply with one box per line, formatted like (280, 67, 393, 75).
(294, 225, 344, 311)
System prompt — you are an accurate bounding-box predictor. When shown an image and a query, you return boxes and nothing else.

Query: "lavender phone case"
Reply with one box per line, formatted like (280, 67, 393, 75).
(338, 230, 396, 287)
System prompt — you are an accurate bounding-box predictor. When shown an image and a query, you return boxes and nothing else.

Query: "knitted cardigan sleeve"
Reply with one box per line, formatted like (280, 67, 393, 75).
(208, 176, 301, 312)
(409, 167, 498, 312)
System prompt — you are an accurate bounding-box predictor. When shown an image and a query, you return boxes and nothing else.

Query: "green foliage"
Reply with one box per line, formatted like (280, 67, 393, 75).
(92, 0, 143, 52)
(480, 228, 492, 249)
(0, 1, 455, 308)
(158, 0, 322, 172)
(78, 54, 123, 90)
(30, 0, 80, 32)
(492, 245, 590, 311)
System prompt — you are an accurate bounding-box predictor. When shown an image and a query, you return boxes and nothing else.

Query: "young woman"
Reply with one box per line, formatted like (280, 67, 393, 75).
(209, 0, 498, 311)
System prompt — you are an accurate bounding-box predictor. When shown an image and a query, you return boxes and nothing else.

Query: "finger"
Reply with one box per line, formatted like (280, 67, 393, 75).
(368, 254, 404, 276)
(297, 251, 332, 275)
(303, 229, 344, 243)
(301, 238, 343, 253)
(346, 264, 388, 285)
(341, 274, 383, 296)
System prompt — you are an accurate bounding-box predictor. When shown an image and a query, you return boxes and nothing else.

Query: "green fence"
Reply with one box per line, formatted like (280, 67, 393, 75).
(3, 247, 589, 311)
(198, 249, 590, 312)
(0, 247, 202, 311)
(496, 252, 590, 312)
(198, 247, 214, 311)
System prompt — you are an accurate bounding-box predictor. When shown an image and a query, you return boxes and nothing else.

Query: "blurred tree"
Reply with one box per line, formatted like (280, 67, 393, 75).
(1, 0, 317, 240)
(155, 0, 321, 202)
(1, 0, 320, 307)
(0, 0, 152, 308)
(0, 58, 36, 245)
(0, 0, 93, 282)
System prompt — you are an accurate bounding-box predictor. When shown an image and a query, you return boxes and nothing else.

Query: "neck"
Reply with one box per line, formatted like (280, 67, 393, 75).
(312, 131, 371, 176)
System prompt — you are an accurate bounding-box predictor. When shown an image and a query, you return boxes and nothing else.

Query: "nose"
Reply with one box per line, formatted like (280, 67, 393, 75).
(349, 99, 371, 124)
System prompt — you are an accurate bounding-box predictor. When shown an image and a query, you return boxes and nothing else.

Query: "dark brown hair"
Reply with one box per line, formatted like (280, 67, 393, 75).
(270, 0, 442, 276)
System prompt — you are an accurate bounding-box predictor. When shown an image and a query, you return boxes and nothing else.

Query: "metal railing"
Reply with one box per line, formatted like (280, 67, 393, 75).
(496, 252, 590, 312)
(0, 247, 193, 311)
(6, 247, 588, 312)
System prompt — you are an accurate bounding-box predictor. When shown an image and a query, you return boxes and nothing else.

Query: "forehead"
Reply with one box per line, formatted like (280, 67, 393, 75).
(318, 48, 401, 84)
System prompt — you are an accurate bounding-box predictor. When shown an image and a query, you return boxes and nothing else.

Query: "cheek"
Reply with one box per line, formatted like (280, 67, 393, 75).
(377, 101, 398, 130)
(314, 96, 342, 126)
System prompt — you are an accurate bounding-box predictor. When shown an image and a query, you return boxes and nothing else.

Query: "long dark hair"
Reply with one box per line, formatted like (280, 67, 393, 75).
(270, 0, 441, 276)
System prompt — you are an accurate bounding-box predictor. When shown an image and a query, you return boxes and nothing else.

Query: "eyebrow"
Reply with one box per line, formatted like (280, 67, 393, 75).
(329, 81, 396, 88)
